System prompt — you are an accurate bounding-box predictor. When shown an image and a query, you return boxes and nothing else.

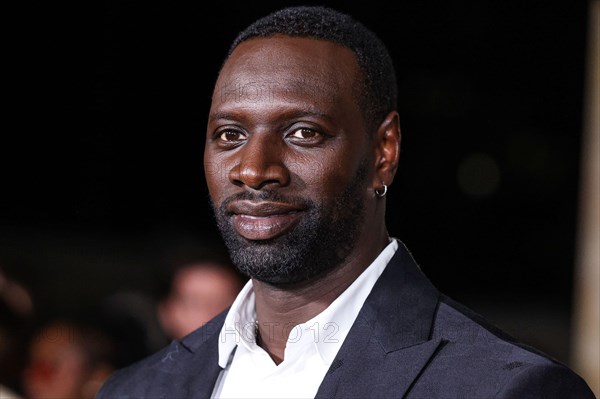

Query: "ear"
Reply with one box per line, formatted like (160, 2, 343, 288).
(372, 111, 401, 189)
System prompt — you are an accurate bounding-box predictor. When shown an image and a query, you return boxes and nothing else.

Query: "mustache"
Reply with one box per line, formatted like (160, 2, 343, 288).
(214, 191, 315, 214)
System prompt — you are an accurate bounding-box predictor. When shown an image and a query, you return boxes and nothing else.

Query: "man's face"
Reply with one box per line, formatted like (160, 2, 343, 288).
(204, 37, 374, 285)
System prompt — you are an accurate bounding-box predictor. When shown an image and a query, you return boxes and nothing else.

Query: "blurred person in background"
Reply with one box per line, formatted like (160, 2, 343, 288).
(95, 290, 167, 367)
(0, 267, 34, 398)
(156, 244, 245, 341)
(22, 318, 117, 399)
(19, 262, 164, 399)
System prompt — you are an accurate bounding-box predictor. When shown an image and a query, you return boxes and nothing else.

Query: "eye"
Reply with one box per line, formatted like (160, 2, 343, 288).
(288, 128, 321, 140)
(218, 130, 246, 142)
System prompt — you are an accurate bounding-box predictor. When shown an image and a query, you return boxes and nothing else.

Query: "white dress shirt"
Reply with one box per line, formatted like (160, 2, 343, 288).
(211, 239, 399, 399)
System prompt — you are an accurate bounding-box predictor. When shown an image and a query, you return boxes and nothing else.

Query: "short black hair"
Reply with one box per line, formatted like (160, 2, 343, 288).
(227, 6, 398, 132)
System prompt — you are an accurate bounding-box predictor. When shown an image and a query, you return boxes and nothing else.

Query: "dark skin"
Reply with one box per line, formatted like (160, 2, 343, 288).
(204, 36, 400, 364)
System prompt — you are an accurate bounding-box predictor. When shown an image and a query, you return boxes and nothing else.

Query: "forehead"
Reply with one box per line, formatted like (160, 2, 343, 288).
(211, 36, 360, 111)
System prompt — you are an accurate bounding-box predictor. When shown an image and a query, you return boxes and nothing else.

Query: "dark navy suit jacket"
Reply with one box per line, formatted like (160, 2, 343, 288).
(97, 242, 595, 398)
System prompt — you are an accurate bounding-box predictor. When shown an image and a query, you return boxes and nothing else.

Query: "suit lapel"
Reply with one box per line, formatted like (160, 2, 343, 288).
(175, 312, 227, 398)
(316, 241, 442, 398)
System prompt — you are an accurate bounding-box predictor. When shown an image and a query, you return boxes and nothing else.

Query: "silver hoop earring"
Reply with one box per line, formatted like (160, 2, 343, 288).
(375, 184, 387, 198)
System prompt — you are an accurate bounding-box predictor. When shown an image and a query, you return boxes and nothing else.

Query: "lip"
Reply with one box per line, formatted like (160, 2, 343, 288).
(228, 201, 305, 240)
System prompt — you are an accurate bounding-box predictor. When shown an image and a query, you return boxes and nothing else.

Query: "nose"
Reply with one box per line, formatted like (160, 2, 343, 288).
(228, 134, 290, 190)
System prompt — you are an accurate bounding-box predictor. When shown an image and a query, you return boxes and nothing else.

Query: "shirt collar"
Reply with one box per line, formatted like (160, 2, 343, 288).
(217, 279, 257, 367)
(217, 239, 399, 368)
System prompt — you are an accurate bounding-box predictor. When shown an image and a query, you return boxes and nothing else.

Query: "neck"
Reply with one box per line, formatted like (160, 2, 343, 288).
(253, 228, 389, 364)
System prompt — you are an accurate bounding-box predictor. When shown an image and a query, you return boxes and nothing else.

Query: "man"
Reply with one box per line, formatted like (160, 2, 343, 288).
(98, 6, 595, 398)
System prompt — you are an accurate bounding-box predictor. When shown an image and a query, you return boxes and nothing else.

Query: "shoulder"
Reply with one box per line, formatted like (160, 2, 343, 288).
(97, 312, 226, 399)
(97, 342, 178, 398)
(419, 295, 596, 398)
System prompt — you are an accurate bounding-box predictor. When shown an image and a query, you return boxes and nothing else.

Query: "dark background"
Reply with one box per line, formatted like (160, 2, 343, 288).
(2, 0, 592, 366)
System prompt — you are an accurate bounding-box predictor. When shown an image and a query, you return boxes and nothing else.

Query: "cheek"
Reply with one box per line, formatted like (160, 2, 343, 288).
(204, 154, 230, 200)
(288, 150, 363, 195)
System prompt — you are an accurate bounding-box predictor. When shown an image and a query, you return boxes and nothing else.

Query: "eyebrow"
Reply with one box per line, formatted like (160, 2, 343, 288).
(208, 108, 334, 123)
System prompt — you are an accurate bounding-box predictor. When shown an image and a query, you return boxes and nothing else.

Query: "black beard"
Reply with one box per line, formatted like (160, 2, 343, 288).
(210, 164, 368, 286)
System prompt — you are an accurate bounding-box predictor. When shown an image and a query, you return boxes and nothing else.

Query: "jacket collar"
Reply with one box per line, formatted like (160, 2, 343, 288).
(175, 310, 227, 398)
(315, 240, 442, 398)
